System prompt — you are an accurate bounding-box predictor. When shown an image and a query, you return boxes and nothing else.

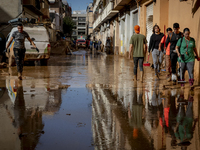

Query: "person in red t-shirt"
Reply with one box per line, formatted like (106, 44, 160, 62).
(159, 28, 173, 81)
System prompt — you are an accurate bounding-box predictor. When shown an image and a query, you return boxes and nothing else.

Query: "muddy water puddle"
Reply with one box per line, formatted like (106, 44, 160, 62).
(0, 50, 200, 150)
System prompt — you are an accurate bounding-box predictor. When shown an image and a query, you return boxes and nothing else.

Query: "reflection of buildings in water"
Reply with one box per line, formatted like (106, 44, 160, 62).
(87, 55, 200, 150)
(0, 78, 64, 150)
(44, 89, 62, 114)
(89, 84, 152, 150)
(0, 81, 44, 150)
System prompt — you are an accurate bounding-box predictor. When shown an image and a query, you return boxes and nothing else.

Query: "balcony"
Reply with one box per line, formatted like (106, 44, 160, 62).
(93, 2, 118, 30)
(114, 0, 133, 10)
(93, 0, 101, 15)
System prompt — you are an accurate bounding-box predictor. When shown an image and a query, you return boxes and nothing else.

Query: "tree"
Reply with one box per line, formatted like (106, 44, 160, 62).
(63, 16, 75, 37)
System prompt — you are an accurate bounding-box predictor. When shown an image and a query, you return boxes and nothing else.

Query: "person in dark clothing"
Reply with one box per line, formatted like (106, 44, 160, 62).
(98, 39, 102, 51)
(166, 23, 183, 84)
(106, 37, 111, 54)
(148, 25, 164, 78)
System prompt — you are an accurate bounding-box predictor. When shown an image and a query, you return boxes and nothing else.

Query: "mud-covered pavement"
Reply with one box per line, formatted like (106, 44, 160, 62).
(0, 49, 200, 150)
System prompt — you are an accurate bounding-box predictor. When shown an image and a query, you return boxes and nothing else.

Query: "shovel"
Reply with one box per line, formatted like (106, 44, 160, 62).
(143, 55, 150, 67)
(178, 57, 186, 84)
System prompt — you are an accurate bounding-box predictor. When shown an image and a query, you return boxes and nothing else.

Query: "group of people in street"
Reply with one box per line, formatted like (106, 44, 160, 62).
(129, 23, 200, 89)
(89, 39, 102, 51)
(89, 37, 112, 54)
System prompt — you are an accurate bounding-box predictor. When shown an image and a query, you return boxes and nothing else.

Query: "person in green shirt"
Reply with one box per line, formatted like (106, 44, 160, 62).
(176, 28, 200, 88)
(129, 25, 147, 82)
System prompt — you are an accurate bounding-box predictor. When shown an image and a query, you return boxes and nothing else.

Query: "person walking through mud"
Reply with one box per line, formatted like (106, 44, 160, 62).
(98, 39, 102, 51)
(129, 25, 147, 82)
(105, 37, 111, 54)
(166, 23, 183, 85)
(159, 28, 173, 81)
(6, 24, 39, 80)
(176, 28, 200, 89)
(148, 25, 164, 78)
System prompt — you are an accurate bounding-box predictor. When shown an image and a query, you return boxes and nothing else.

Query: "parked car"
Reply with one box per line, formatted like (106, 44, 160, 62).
(76, 39, 86, 48)
(6, 25, 51, 66)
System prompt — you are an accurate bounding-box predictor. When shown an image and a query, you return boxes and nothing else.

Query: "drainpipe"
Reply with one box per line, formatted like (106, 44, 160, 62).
(135, 0, 141, 7)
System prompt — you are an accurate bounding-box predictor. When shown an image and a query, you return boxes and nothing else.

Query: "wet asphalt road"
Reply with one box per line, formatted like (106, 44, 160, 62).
(0, 49, 200, 150)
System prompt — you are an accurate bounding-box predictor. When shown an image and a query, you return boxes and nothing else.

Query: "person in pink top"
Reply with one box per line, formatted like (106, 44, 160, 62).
(159, 28, 173, 81)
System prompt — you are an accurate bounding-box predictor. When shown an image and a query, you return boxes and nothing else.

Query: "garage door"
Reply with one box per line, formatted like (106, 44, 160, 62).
(133, 11, 138, 31)
(146, 3, 153, 46)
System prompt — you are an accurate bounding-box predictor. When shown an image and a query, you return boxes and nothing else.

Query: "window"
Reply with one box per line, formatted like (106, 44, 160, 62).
(72, 31, 76, 35)
(78, 17, 86, 21)
(78, 23, 86, 26)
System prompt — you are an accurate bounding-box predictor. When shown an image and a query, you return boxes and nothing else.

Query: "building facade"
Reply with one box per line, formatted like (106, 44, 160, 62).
(72, 11, 87, 40)
(0, 0, 50, 36)
(86, 3, 94, 40)
(49, 0, 63, 33)
(63, 2, 72, 18)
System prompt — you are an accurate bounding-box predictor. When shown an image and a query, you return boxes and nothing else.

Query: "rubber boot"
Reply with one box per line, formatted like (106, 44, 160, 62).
(189, 79, 194, 90)
(181, 79, 185, 89)
(134, 75, 137, 81)
(155, 69, 159, 79)
(140, 71, 143, 83)
(18, 72, 22, 80)
(172, 74, 177, 85)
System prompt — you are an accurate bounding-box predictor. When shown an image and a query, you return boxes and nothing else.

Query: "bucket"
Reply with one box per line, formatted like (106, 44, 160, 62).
(143, 55, 150, 67)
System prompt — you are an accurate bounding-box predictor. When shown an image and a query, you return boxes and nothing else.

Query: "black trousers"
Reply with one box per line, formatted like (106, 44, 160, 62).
(13, 48, 26, 73)
(170, 52, 178, 74)
(133, 57, 144, 75)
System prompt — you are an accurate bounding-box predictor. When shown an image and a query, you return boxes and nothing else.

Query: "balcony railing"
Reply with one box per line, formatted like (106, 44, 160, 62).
(77, 25, 86, 27)
(93, 0, 101, 15)
(93, 2, 115, 30)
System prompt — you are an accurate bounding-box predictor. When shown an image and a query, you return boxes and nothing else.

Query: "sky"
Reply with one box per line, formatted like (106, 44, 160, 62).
(62, 0, 93, 12)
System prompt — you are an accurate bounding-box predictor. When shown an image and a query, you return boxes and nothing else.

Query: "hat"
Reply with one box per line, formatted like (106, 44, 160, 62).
(134, 25, 140, 34)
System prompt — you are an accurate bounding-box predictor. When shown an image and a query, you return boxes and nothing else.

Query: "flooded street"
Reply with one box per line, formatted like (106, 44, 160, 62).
(0, 50, 200, 150)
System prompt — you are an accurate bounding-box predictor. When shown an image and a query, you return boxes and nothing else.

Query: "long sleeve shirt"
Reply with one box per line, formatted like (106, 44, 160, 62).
(148, 33, 164, 53)
(165, 32, 183, 53)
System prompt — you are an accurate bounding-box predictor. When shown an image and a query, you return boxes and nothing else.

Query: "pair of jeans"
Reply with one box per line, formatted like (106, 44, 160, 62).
(165, 55, 171, 75)
(180, 61, 195, 79)
(13, 48, 26, 73)
(170, 52, 178, 74)
(152, 49, 163, 72)
(133, 57, 144, 75)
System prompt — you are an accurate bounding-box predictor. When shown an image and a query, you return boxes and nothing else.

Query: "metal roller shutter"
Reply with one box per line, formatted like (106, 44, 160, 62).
(146, 3, 153, 46)
(133, 11, 138, 30)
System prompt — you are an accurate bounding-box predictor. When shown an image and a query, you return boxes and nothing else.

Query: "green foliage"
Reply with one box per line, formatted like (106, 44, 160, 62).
(63, 16, 75, 36)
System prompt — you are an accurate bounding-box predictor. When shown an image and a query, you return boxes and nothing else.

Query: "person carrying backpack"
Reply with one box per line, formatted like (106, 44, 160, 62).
(166, 23, 183, 85)
(176, 28, 200, 89)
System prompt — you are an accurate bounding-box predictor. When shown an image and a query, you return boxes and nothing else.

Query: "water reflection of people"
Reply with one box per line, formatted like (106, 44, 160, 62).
(174, 90, 198, 149)
(13, 80, 26, 137)
(128, 88, 143, 139)
(5, 80, 44, 149)
(147, 84, 163, 130)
